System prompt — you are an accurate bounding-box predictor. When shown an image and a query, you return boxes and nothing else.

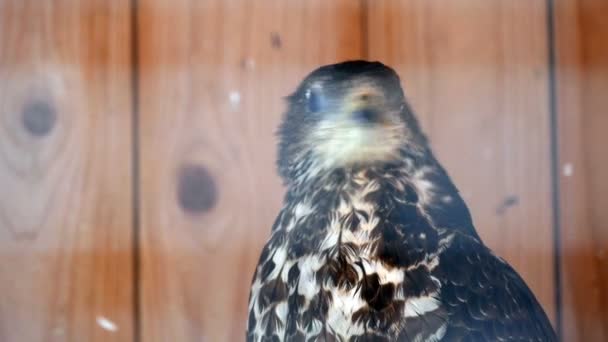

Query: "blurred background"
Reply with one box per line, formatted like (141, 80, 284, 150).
(0, 0, 606, 341)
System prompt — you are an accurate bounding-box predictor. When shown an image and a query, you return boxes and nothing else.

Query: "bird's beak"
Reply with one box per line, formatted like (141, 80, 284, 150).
(344, 88, 383, 125)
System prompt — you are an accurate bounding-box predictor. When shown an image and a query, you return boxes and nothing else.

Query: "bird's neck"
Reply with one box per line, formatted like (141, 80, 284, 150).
(282, 151, 479, 240)
(285, 149, 427, 196)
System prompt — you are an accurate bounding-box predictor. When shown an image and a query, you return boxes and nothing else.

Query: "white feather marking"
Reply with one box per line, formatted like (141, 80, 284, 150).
(327, 288, 366, 336)
(340, 228, 374, 246)
(337, 199, 352, 215)
(394, 284, 405, 300)
(404, 158, 415, 172)
(297, 256, 323, 300)
(272, 246, 287, 265)
(266, 247, 287, 280)
(358, 241, 377, 256)
(319, 218, 342, 251)
(275, 301, 288, 323)
(284, 219, 296, 232)
(403, 295, 441, 318)
(430, 276, 442, 289)
(360, 259, 404, 285)
(407, 253, 441, 273)
(427, 323, 447, 342)
(248, 279, 263, 311)
(438, 233, 455, 247)
(359, 213, 379, 232)
(425, 255, 440, 271)
(413, 178, 434, 203)
(310, 319, 323, 336)
(293, 202, 313, 220)
(441, 195, 453, 203)
(407, 233, 454, 272)
(280, 260, 295, 283)
(309, 255, 325, 271)
(411, 167, 435, 204)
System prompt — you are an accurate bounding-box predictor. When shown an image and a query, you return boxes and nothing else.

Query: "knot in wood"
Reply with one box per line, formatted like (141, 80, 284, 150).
(177, 164, 218, 214)
(21, 99, 56, 137)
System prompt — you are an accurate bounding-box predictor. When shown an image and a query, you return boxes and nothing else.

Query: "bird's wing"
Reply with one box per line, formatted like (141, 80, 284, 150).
(433, 232, 558, 341)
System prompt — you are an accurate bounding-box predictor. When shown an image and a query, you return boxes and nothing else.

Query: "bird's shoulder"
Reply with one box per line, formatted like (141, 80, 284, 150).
(432, 232, 558, 341)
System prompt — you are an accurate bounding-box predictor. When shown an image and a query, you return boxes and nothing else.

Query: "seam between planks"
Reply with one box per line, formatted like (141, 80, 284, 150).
(545, 0, 563, 339)
(130, 0, 142, 341)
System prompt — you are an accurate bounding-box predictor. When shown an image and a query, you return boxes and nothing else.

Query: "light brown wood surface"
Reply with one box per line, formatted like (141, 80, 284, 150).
(577, 0, 608, 336)
(138, 1, 362, 340)
(367, 0, 556, 324)
(554, 0, 608, 340)
(0, 1, 605, 341)
(0, 1, 133, 341)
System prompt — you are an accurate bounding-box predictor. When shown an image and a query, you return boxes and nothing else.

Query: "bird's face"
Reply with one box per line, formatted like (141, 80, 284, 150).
(278, 61, 426, 183)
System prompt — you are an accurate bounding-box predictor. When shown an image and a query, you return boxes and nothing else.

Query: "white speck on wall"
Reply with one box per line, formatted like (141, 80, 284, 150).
(96, 316, 118, 332)
(229, 91, 241, 107)
(563, 163, 574, 177)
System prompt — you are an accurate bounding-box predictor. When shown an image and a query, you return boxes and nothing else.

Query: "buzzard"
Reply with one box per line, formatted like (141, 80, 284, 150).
(247, 61, 557, 341)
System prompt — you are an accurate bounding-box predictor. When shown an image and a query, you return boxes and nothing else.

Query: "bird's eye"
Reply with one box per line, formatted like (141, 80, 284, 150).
(306, 88, 324, 113)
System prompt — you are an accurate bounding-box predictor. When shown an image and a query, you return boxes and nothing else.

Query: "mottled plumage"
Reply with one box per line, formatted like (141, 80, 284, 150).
(247, 61, 556, 341)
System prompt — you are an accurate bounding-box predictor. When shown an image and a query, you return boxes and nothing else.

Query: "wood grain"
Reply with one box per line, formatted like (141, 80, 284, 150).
(137, 0, 362, 340)
(577, 0, 608, 337)
(554, 0, 608, 340)
(0, 1, 603, 341)
(367, 0, 556, 324)
(0, 0, 133, 341)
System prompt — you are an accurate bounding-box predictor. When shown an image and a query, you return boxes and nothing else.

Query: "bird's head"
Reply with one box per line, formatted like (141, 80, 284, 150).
(278, 60, 428, 185)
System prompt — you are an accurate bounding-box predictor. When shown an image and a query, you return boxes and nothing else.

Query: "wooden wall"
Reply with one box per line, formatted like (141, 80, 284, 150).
(0, 0, 605, 341)
(138, 1, 361, 340)
(0, 1, 134, 341)
(554, 0, 608, 340)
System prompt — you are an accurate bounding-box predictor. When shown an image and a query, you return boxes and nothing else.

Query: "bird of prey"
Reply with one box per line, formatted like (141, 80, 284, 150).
(247, 61, 557, 341)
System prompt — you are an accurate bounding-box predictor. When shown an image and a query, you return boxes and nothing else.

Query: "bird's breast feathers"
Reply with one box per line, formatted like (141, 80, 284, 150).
(248, 167, 454, 341)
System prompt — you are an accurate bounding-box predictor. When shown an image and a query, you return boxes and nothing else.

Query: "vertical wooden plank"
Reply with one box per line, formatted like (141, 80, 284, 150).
(554, 0, 608, 340)
(367, 0, 556, 324)
(0, 1, 133, 341)
(576, 0, 608, 337)
(138, 0, 362, 340)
